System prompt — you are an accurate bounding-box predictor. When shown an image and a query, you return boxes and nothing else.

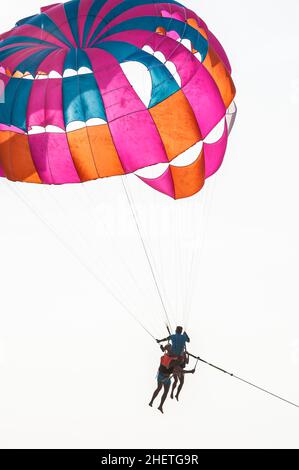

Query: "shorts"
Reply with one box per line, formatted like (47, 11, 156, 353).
(157, 372, 171, 386)
(168, 355, 185, 369)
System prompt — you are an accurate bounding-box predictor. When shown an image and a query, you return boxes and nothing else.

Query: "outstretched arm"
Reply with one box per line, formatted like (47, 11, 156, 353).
(156, 336, 171, 344)
(183, 368, 195, 374)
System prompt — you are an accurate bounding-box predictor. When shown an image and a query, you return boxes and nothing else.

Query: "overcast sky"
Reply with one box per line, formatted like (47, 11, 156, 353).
(0, 0, 298, 449)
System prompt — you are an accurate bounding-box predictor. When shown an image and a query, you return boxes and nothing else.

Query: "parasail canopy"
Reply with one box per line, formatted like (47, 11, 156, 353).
(0, 0, 236, 199)
(0, 0, 237, 339)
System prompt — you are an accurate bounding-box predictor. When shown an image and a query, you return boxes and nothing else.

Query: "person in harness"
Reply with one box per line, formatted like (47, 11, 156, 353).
(149, 344, 195, 413)
(171, 357, 192, 402)
(149, 344, 174, 414)
(156, 326, 190, 364)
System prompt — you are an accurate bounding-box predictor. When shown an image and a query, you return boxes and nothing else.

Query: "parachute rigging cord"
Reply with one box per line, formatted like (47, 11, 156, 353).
(4, 180, 157, 341)
(187, 352, 299, 410)
(0, 0, 238, 342)
(3, 0, 295, 414)
(121, 175, 173, 335)
(4, 173, 298, 412)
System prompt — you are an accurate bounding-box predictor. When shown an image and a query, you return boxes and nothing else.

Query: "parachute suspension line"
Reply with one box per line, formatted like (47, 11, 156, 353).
(179, 184, 209, 330)
(182, 196, 194, 328)
(157, 199, 174, 326)
(182, 188, 206, 329)
(180, 193, 198, 329)
(121, 176, 173, 334)
(144, 189, 173, 328)
(173, 200, 180, 326)
(184, 178, 217, 331)
(188, 353, 299, 409)
(78, 182, 160, 312)
(177, 199, 185, 326)
(156, 196, 178, 328)
(4, 181, 156, 341)
(41, 184, 159, 335)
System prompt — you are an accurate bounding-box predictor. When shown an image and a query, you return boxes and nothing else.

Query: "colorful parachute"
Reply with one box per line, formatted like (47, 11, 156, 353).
(0, 0, 236, 199)
(0, 0, 237, 336)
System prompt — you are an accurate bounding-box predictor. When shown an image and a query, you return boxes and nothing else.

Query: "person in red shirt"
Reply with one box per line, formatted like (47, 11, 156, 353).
(149, 345, 195, 413)
(149, 344, 174, 413)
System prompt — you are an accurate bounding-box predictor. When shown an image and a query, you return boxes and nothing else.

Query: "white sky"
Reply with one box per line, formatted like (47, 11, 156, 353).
(0, 0, 299, 449)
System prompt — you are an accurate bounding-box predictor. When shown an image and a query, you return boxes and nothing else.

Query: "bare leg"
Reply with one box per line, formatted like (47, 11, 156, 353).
(175, 374, 185, 401)
(149, 383, 162, 407)
(171, 376, 178, 399)
(158, 383, 170, 414)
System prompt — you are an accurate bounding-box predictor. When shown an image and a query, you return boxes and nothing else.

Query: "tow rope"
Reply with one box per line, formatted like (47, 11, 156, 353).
(187, 352, 299, 409)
